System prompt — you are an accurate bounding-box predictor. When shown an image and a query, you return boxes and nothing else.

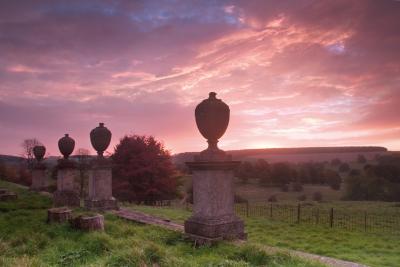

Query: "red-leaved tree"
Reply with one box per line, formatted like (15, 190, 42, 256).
(112, 135, 179, 203)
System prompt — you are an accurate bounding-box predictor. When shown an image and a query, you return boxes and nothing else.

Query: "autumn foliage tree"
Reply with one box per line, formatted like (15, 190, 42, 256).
(112, 135, 179, 203)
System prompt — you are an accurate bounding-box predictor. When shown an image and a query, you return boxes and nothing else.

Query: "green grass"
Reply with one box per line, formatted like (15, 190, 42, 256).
(128, 204, 400, 267)
(0, 181, 323, 267)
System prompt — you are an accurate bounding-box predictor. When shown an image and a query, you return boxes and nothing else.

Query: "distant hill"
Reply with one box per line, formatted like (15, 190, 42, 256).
(0, 155, 25, 165)
(173, 146, 388, 164)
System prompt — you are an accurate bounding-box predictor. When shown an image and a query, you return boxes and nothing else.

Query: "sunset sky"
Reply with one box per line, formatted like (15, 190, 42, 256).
(1, 0, 399, 156)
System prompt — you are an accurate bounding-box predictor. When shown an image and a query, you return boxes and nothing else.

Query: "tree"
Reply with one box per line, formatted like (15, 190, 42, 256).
(271, 162, 292, 185)
(21, 138, 42, 170)
(357, 154, 367, 164)
(324, 169, 342, 190)
(75, 148, 90, 198)
(331, 158, 341, 166)
(338, 162, 350, 173)
(112, 135, 179, 203)
(235, 161, 254, 184)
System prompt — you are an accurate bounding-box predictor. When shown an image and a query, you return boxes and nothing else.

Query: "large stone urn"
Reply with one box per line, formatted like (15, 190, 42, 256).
(54, 134, 80, 207)
(85, 123, 118, 211)
(31, 145, 48, 191)
(90, 123, 111, 156)
(184, 92, 246, 244)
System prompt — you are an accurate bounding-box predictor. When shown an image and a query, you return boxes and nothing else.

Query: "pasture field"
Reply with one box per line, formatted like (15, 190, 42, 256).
(0, 181, 324, 267)
(129, 204, 400, 267)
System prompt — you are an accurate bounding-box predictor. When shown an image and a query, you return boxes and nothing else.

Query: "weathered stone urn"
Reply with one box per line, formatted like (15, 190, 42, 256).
(58, 134, 75, 159)
(33, 145, 46, 161)
(31, 145, 48, 191)
(184, 92, 246, 244)
(85, 123, 118, 211)
(54, 134, 80, 207)
(90, 123, 111, 157)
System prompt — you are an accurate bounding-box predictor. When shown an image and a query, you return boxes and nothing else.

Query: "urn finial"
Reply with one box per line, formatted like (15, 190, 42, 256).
(90, 122, 112, 157)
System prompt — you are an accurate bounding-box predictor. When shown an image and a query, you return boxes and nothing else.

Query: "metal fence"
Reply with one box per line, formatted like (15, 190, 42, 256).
(234, 203, 400, 234)
(138, 201, 400, 234)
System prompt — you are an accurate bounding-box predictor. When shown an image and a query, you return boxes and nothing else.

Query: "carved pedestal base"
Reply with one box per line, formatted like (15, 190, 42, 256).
(71, 214, 104, 231)
(84, 197, 118, 211)
(47, 207, 72, 223)
(0, 192, 17, 201)
(53, 190, 80, 207)
(184, 215, 246, 241)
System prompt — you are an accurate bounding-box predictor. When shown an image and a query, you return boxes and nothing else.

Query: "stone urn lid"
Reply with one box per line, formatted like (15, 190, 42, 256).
(90, 122, 111, 156)
(195, 92, 230, 151)
(33, 145, 46, 161)
(58, 134, 75, 159)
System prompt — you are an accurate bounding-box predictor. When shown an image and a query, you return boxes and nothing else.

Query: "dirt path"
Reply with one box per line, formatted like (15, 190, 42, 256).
(115, 208, 369, 267)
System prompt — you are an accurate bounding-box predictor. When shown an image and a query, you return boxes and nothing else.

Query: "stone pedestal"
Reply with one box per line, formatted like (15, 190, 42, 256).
(53, 160, 80, 207)
(84, 159, 118, 211)
(31, 163, 48, 191)
(184, 160, 246, 242)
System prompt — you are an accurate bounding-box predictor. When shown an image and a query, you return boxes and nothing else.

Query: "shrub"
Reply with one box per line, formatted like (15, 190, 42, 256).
(234, 194, 248, 203)
(312, 192, 323, 202)
(280, 184, 289, 192)
(297, 194, 307, 201)
(292, 182, 303, 192)
(268, 195, 278, 202)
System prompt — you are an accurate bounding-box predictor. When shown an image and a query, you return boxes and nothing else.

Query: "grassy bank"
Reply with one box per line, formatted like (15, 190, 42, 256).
(0, 181, 323, 267)
(129, 205, 400, 267)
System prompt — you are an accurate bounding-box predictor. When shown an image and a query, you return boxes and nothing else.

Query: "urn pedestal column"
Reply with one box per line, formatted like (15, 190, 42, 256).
(53, 160, 80, 207)
(31, 164, 48, 190)
(84, 158, 118, 210)
(84, 123, 118, 211)
(31, 145, 48, 191)
(53, 134, 80, 207)
(185, 160, 245, 241)
(184, 92, 246, 243)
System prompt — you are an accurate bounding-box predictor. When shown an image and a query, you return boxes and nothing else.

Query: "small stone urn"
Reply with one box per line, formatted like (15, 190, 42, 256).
(184, 92, 246, 244)
(85, 123, 118, 211)
(90, 123, 111, 157)
(54, 134, 79, 207)
(33, 145, 46, 162)
(31, 145, 48, 191)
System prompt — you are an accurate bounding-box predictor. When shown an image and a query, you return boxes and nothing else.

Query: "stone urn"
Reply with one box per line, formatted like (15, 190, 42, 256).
(195, 92, 230, 151)
(33, 145, 46, 162)
(90, 123, 111, 157)
(58, 134, 75, 159)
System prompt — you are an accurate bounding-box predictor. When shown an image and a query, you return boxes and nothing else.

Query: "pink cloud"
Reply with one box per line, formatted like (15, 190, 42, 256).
(0, 0, 399, 156)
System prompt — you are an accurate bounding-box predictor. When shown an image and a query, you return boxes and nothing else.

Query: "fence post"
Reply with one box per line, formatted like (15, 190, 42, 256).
(364, 211, 367, 232)
(297, 204, 301, 224)
(330, 208, 334, 228)
(316, 208, 319, 225)
(270, 203, 273, 219)
(246, 202, 249, 217)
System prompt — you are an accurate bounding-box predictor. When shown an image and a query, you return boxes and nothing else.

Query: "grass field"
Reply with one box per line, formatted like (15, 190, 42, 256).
(0, 181, 324, 267)
(129, 205, 400, 267)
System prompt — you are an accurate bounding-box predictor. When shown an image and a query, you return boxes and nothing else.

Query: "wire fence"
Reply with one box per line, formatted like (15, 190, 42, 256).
(233, 203, 400, 234)
(143, 200, 400, 234)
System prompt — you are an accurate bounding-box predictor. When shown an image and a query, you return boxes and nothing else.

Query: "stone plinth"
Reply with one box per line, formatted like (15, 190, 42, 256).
(53, 160, 80, 207)
(84, 158, 118, 211)
(47, 207, 72, 223)
(31, 163, 48, 191)
(184, 160, 246, 241)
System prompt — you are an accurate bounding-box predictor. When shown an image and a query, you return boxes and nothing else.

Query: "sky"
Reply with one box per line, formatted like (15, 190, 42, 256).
(0, 0, 400, 157)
